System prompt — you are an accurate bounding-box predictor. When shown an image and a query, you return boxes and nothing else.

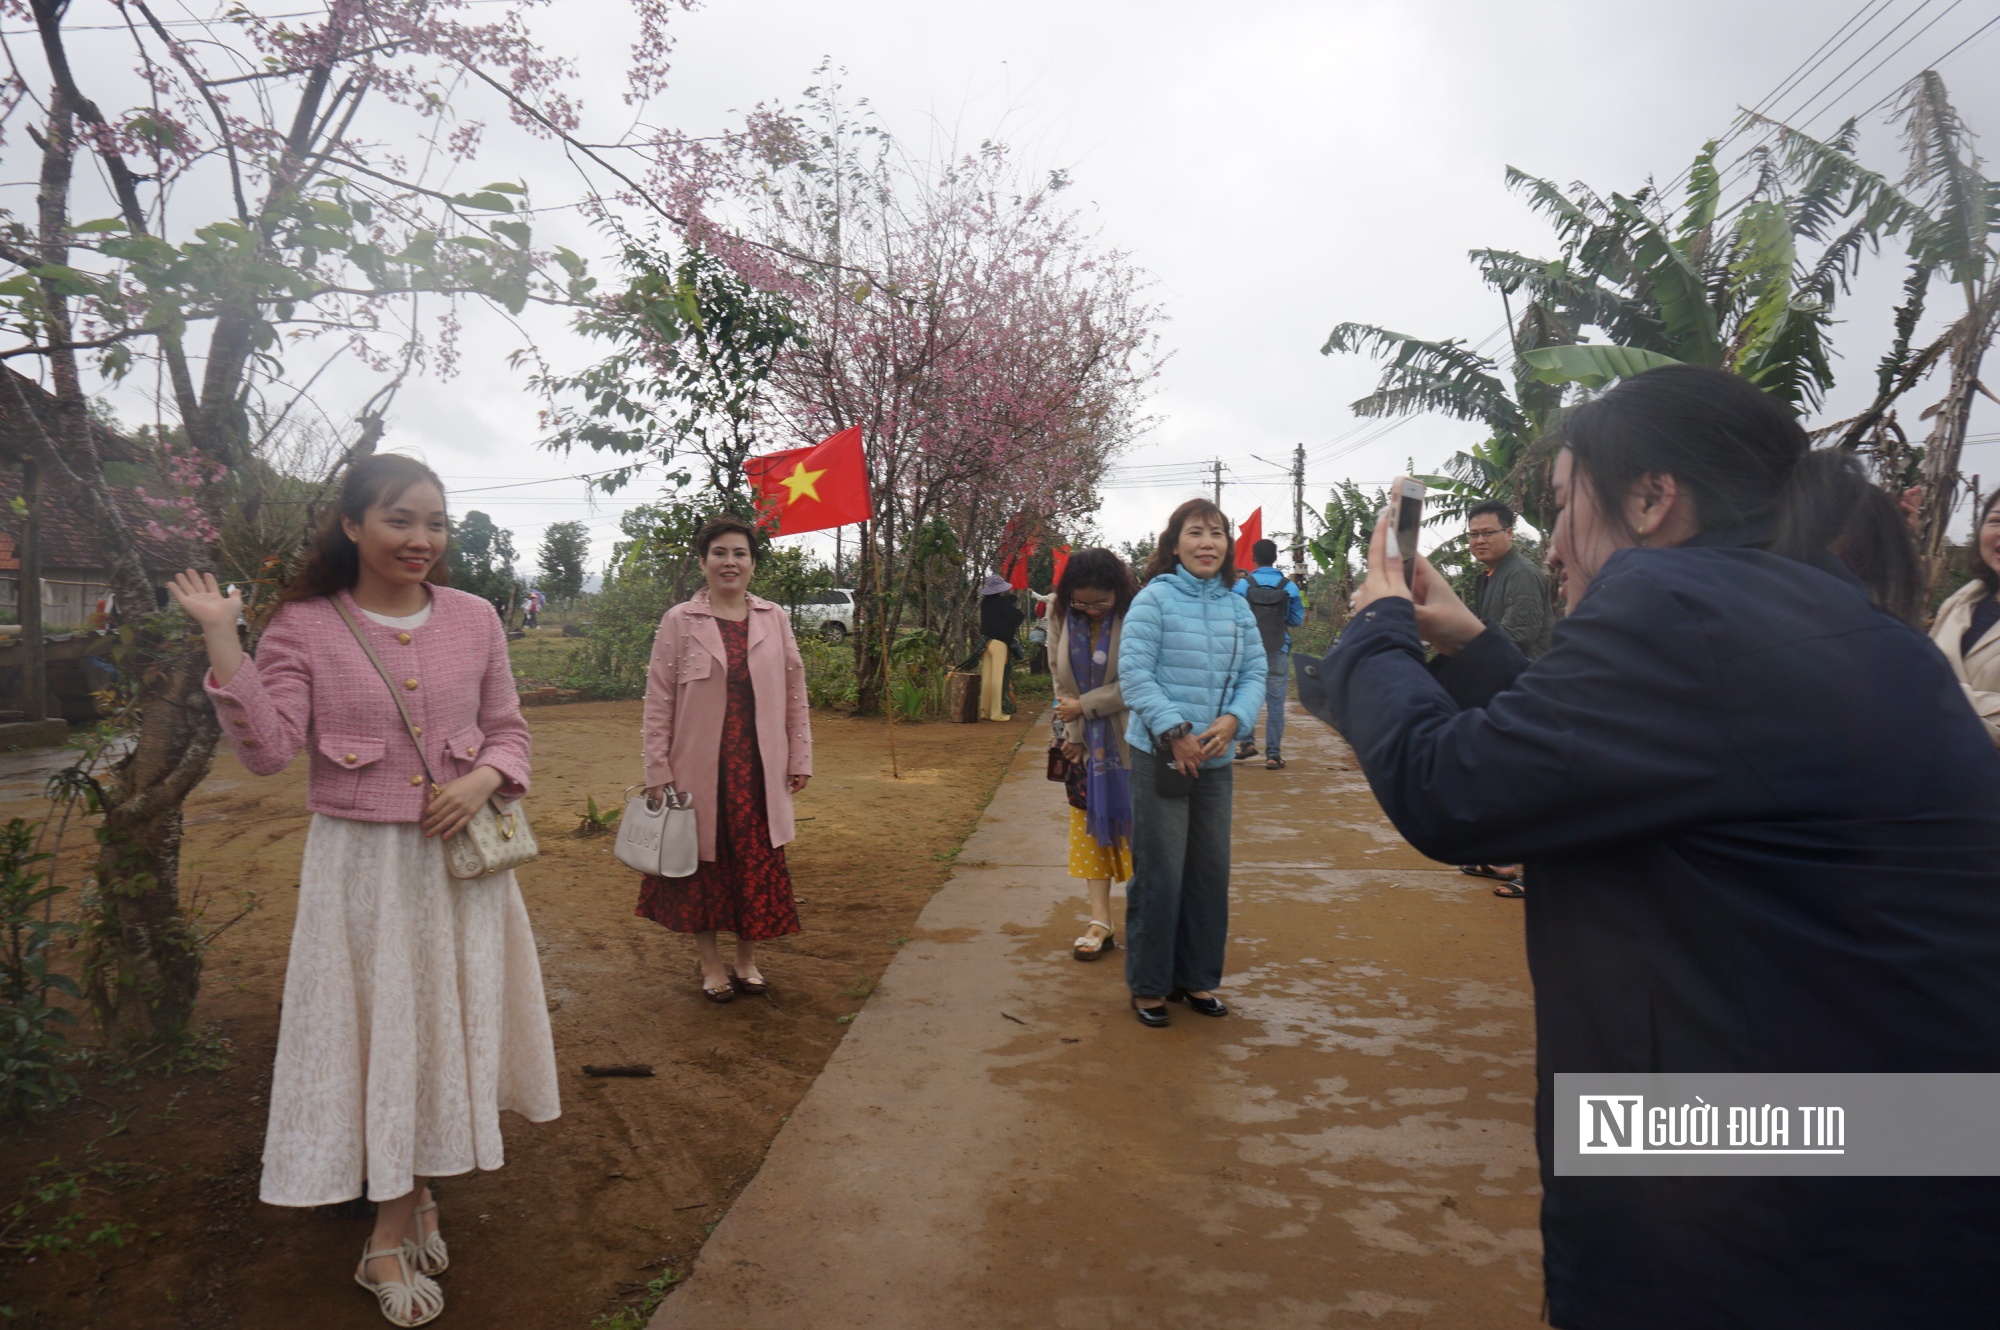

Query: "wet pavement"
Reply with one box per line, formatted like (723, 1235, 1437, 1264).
(650, 705, 1543, 1329)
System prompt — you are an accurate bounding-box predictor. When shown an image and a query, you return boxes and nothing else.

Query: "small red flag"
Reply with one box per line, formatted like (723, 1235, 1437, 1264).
(1004, 541, 1037, 590)
(1235, 507, 1264, 571)
(1050, 545, 1071, 590)
(745, 426, 874, 536)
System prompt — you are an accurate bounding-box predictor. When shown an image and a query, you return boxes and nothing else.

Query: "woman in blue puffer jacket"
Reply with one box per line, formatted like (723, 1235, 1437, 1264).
(1117, 498, 1266, 1027)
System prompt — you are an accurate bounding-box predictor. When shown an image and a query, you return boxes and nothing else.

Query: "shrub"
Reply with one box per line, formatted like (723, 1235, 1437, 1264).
(798, 633, 857, 710)
(0, 818, 76, 1121)
(555, 575, 679, 699)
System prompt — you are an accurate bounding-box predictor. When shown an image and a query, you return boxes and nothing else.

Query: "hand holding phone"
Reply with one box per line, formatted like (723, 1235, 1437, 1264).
(1393, 478, 1425, 588)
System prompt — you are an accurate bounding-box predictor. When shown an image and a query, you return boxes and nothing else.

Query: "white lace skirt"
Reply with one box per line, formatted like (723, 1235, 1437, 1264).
(260, 815, 562, 1206)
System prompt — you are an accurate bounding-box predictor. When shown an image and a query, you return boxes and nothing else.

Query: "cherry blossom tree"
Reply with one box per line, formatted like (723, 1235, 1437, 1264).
(609, 81, 1163, 710)
(0, 0, 683, 1043)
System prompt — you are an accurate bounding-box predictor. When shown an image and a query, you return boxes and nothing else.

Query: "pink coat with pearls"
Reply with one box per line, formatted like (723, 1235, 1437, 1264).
(642, 590, 812, 860)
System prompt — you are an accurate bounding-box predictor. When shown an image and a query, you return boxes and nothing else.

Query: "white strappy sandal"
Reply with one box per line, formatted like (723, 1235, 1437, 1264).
(355, 1241, 445, 1327)
(1072, 920, 1116, 962)
(405, 1198, 448, 1275)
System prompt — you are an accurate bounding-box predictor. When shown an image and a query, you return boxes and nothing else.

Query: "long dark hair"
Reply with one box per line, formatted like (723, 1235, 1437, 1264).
(1558, 365, 1923, 622)
(1054, 547, 1138, 619)
(281, 454, 450, 604)
(1140, 498, 1237, 585)
(1969, 490, 2000, 597)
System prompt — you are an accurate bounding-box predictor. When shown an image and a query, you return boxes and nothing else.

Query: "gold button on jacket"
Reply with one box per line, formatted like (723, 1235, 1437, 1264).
(397, 632, 412, 645)
(403, 678, 419, 690)
(408, 774, 424, 786)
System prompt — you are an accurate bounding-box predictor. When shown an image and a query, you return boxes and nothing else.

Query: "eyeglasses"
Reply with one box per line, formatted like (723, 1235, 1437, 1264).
(1467, 528, 1506, 539)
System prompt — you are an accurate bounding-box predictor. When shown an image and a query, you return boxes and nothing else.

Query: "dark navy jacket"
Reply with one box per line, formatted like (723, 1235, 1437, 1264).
(1296, 540, 2000, 1329)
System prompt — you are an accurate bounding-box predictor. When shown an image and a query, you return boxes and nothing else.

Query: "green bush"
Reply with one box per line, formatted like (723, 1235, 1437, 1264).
(554, 575, 679, 699)
(798, 633, 857, 710)
(1, 817, 76, 1122)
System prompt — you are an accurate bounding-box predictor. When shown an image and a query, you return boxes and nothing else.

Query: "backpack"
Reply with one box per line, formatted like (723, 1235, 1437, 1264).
(1245, 572, 1292, 654)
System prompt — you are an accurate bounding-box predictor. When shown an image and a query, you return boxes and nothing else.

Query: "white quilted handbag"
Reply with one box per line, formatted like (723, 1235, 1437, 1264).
(614, 784, 699, 878)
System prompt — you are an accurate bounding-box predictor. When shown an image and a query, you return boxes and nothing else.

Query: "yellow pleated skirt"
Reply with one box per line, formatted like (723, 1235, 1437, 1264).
(1067, 806, 1131, 881)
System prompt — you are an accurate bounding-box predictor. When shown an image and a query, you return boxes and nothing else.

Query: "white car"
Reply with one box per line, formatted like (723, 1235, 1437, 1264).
(791, 588, 857, 642)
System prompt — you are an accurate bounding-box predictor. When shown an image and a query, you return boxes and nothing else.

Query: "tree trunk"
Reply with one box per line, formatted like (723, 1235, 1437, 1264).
(84, 637, 220, 1046)
(1916, 286, 2000, 582)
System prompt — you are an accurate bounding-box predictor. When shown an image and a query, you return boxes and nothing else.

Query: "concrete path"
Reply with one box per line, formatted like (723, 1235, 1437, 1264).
(652, 706, 1544, 1329)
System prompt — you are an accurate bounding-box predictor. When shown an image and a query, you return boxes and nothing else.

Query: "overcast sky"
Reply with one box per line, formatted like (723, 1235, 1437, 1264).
(35, 0, 2000, 572)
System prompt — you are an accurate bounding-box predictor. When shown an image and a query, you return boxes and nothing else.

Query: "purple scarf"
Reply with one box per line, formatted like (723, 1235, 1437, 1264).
(1067, 608, 1133, 848)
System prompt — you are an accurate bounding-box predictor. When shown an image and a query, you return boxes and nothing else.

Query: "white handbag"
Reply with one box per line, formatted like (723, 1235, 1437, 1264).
(614, 784, 699, 878)
(333, 599, 540, 881)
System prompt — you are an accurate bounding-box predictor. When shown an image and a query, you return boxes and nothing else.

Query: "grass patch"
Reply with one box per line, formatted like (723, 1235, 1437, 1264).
(591, 1267, 685, 1329)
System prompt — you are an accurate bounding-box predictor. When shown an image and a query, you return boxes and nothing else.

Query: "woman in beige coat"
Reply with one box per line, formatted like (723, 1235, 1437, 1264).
(1930, 490, 2000, 746)
(1048, 549, 1139, 961)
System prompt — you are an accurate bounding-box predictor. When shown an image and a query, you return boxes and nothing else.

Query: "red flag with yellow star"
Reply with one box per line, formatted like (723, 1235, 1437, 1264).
(744, 426, 874, 536)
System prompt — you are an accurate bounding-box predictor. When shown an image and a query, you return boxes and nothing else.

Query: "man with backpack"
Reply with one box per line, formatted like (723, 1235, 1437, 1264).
(1232, 539, 1306, 769)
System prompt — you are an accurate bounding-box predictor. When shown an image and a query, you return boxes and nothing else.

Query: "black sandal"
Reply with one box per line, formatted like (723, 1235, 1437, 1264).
(1459, 864, 1520, 883)
(1492, 879, 1526, 899)
(729, 967, 768, 995)
(697, 962, 737, 1003)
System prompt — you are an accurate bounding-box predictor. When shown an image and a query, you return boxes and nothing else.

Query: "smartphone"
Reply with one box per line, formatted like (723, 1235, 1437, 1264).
(1393, 478, 1425, 587)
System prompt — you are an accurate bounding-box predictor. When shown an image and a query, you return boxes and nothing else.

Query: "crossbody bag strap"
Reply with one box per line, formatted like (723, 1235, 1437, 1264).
(331, 597, 442, 791)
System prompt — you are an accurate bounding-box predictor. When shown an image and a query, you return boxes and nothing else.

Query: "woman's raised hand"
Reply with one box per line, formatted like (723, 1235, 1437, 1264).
(166, 570, 243, 632)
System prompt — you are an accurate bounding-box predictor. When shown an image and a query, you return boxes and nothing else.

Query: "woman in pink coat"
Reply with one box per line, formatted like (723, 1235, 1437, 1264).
(639, 515, 812, 1002)
(170, 454, 559, 1328)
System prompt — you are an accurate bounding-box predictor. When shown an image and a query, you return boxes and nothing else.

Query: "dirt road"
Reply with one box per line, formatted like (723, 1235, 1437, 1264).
(0, 702, 1038, 1329)
(651, 703, 1544, 1329)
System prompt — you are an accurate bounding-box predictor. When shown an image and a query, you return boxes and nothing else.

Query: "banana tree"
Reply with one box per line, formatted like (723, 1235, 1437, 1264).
(1327, 136, 1884, 527)
(1305, 480, 1387, 619)
(1753, 71, 2000, 573)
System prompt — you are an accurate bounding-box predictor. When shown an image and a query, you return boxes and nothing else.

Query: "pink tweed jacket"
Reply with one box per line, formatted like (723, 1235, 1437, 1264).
(205, 586, 532, 822)
(643, 590, 811, 860)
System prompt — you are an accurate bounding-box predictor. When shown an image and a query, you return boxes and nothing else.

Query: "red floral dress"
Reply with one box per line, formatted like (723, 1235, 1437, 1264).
(636, 618, 802, 941)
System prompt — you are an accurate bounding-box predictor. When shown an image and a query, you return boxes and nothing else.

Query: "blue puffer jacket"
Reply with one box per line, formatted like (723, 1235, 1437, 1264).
(1119, 564, 1266, 767)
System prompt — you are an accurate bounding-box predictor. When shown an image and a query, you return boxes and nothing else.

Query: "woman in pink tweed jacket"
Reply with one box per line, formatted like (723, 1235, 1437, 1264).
(170, 455, 558, 1328)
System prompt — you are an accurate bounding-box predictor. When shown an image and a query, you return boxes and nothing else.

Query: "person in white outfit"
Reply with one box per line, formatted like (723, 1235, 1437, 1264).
(171, 453, 559, 1327)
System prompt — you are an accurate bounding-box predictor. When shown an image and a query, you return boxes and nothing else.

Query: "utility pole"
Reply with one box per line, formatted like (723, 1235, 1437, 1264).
(1290, 442, 1307, 578)
(1211, 458, 1222, 507)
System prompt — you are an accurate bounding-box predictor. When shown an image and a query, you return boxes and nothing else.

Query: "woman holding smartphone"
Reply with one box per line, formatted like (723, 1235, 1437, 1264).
(1297, 365, 2000, 1328)
(1115, 500, 1264, 1027)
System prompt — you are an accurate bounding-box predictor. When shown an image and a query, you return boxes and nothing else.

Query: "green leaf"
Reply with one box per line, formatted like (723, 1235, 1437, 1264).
(1521, 344, 1681, 389)
(491, 220, 531, 248)
(451, 191, 517, 214)
(74, 218, 128, 234)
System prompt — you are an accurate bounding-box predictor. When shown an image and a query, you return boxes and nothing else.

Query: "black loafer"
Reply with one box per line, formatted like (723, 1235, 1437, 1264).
(1130, 997, 1170, 1028)
(1169, 988, 1227, 1017)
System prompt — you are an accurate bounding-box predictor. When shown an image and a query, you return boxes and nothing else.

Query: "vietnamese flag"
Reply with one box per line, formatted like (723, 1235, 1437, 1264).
(745, 426, 874, 536)
(1234, 506, 1263, 571)
(1004, 541, 1036, 590)
(1050, 545, 1071, 590)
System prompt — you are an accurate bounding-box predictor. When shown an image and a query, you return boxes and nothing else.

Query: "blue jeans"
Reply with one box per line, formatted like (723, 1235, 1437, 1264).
(1248, 649, 1287, 756)
(1124, 747, 1233, 998)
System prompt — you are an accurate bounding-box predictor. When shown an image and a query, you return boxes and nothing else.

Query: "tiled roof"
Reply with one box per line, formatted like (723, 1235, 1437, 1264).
(0, 367, 137, 464)
(0, 470, 190, 576)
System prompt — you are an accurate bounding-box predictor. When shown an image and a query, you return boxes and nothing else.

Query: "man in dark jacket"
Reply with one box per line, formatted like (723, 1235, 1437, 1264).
(1296, 534, 2000, 1329)
(1467, 499, 1551, 658)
